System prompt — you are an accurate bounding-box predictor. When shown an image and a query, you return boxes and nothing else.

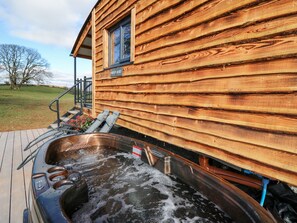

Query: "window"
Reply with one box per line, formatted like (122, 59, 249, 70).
(109, 16, 131, 66)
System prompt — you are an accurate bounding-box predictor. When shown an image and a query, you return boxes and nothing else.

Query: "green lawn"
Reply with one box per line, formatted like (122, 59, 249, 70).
(0, 85, 73, 131)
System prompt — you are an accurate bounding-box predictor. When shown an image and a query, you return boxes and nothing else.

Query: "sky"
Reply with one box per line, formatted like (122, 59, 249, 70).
(0, 0, 97, 87)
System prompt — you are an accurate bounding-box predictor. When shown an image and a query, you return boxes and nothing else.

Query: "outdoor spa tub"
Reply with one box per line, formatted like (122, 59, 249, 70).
(24, 133, 276, 223)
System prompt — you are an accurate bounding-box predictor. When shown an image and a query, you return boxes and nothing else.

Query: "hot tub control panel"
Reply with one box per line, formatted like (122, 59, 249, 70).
(32, 174, 49, 197)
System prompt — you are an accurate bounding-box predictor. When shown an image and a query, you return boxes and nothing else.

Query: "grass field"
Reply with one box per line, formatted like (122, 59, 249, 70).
(0, 85, 73, 131)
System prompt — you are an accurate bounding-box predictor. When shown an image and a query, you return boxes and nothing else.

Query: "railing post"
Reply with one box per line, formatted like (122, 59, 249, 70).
(80, 79, 83, 112)
(83, 76, 87, 107)
(56, 100, 60, 128)
(76, 78, 80, 104)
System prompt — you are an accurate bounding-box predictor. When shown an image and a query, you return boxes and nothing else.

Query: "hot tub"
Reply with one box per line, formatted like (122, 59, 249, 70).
(24, 133, 276, 223)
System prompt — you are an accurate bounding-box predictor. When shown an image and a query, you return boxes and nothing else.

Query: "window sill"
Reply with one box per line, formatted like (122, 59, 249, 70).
(104, 61, 133, 70)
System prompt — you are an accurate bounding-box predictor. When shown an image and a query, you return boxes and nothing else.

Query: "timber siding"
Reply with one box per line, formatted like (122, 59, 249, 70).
(91, 0, 297, 186)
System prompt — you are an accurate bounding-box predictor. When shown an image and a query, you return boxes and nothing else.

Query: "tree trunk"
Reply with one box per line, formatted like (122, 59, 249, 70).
(10, 79, 18, 90)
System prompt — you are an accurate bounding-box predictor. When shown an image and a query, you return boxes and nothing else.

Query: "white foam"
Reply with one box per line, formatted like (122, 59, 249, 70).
(68, 149, 232, 223)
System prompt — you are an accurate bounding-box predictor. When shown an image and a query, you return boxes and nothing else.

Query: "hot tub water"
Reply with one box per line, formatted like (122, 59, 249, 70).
(59, 148, 233, 223)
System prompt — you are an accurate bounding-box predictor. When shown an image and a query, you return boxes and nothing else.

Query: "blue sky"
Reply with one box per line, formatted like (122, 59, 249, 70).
(0, 0, 97, 87)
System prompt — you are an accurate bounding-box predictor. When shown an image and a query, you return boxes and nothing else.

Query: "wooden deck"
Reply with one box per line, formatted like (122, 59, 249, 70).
(0, 128, 47, 223)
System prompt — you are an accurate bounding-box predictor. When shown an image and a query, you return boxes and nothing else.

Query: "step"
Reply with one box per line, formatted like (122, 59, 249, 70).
(68, 109, 80, 115)
(60, 117, 70, 122)
(50, 123, 58, 129)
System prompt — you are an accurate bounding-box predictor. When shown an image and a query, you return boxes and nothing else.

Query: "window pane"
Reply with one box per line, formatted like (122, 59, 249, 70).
(122, 23, 131, 60)
(111, 27, 121, 64)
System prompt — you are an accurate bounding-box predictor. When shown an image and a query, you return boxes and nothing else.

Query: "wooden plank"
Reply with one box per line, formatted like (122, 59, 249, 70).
(96, 100, 297, 134)
(21, 130, 31, 207)
(0, 132, 8, 172)
(95, 0, 117, 23)
(136, 14, 297, 63)
(117, 118, 297, 186)
(136, 0, 207, 35)
(92, 9, 97, 116)
(132, 36, 297, 73)
(97, 58, 297, 84)
(95, 36, 103, 46)
(96, 73, 297, 94)
(136, 0, 297, 54)
(95, 105, 297, 154)
(0, 131, 14, 223)
(72, 20, 92, 57)
(135, 0, 158, 14)
(136, 0, 184, 24)
(135, 0, 259, 45)
(102, 29, 109, 68)
(130, 7, 136, 62)
(95, 0, 138, 31)
(96, 91, 297, 115)
(118, 114, 297, 172)
(10, 130, 27, 223)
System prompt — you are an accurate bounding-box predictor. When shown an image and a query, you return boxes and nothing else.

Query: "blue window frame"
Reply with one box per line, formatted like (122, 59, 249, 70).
(109, 16, 131, 66)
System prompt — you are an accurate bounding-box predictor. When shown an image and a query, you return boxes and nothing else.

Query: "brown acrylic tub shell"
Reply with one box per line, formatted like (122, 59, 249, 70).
(30, 133, 276, 223)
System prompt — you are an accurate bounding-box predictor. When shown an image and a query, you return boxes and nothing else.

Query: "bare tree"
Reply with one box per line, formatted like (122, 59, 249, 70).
(0, 44, 53, 89)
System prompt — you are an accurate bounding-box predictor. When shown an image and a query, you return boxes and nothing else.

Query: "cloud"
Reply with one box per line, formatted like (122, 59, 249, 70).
(0, 0, 97, 48)
(49, 69, 92, 88)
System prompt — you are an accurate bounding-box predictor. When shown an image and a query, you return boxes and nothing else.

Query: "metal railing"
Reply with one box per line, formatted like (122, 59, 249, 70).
(75, 76, 92, 107)
(49, 77, 92, 128)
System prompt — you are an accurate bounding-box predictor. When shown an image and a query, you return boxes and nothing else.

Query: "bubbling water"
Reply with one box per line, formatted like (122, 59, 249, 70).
(59, 148, 233, 223)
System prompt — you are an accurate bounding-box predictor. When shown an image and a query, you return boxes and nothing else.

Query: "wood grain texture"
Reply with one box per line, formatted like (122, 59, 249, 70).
(136, 0, 184, 24)
(136, 0, 297, 53)
(96, 74, 297, 94)
(91, 0, 297, 186)
(72, 20, 92, 57)
(95, 105, 297, 155)
(115, 118, 297, 185)
(116, 114, 297, 170)
(133, 36, 297, 69)
(96, 91, 297, 115)
(136, 14, 297, 63)
(97, 58, 297, 82)
(95, 100, 297, 134)
(135, 0, 260, 45)
(95, 0, 138, 32)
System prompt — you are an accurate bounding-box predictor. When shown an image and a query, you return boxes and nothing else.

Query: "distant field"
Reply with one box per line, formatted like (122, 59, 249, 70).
(0, 85, 73, 131)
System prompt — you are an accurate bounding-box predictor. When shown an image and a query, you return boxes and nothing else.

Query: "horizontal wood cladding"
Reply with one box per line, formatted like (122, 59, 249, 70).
(136, 0, 185, 24)
(96, 74, 297, 94)
(136, 14, 297, 63)
(95, 100, 297, 134)
(134, 36, 297, 70)
(135, 0, 261, 44)
(114, 117, 297, 185)
(135, 0, 297, 53)
(97, 58, 297, 82)
(95, 0, 137, 32)
(95, 104, 297, 155)
(135, 0, 297, 45)
(96, 91, 297, 115)
(92, 0, 297, 186)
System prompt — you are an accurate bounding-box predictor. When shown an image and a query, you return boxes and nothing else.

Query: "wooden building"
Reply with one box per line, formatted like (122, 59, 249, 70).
(71, 0, 297, 187)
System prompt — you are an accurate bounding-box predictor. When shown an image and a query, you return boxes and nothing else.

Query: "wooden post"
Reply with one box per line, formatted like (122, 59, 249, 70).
(92, 8, 96, 117)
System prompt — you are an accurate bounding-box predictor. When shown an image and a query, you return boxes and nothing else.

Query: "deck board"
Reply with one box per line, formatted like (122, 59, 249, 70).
(11, 131, 26, 223)
(0, 131, 15, 223)
(0, 128, 47, 223)
(0, 132, 8, 172)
